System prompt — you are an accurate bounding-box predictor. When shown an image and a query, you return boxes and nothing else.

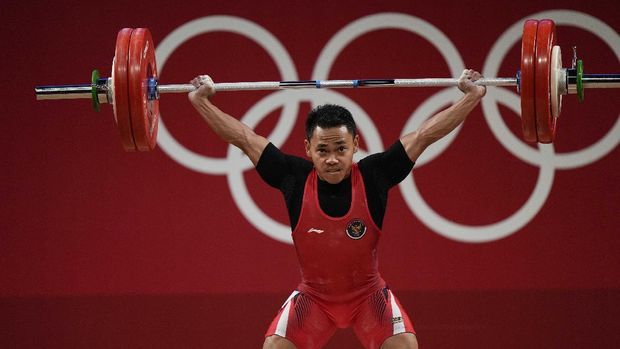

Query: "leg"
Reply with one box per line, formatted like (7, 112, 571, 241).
(380, 333, 418, 349)
(264, 291, 337, 349)
(263, 335, 298, 349)
(352, 287, 417, 349)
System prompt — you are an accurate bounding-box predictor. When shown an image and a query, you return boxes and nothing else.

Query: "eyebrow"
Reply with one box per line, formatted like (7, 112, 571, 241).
(316, 140, 347, 148)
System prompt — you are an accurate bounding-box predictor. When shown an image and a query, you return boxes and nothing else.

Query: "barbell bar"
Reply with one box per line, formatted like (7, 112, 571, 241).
(34, 20, 620, 151)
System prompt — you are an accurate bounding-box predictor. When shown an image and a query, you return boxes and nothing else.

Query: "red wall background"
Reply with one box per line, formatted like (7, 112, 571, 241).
(1, 1, 619, 347)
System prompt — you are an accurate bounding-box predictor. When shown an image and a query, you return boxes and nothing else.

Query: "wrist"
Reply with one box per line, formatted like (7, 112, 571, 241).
(464, 88, 485, 101)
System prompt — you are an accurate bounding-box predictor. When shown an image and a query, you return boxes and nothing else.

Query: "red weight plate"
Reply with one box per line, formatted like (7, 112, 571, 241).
(534, 19, 557, 143)
(520, 19, 538, 143)
(113, 28, 137, 151)
(128, 28, 159, 151)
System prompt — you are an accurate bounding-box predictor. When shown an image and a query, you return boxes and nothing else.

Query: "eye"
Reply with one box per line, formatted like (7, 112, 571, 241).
(338, 146, 346, 152)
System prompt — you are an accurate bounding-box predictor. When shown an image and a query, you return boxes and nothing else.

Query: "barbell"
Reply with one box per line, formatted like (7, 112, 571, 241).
(34, 19, 620, 151)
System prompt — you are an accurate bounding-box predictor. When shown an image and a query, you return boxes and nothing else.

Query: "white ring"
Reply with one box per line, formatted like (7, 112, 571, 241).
(399, 92, 556, 242)
(155, 15, 300, 174)
(312, 12, 467, 169)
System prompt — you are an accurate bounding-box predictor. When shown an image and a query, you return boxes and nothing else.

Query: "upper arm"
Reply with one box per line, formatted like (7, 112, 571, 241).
(399, 131, 427, 163)
(256, 143, 311, 189)
(360, 141, 414, 187)
(239, 128, 269, 166)
(191, 97, 269, 165)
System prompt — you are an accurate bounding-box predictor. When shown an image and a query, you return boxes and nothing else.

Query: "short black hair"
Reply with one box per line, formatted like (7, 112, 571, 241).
(305, 104, 357, 140)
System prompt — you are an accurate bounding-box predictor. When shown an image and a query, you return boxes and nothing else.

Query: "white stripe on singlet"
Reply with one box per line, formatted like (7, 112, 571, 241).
(275, 291, 299, 337)
(389, 290, 406, 335)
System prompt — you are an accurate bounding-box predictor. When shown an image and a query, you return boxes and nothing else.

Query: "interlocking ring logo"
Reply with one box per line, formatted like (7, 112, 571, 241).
(155, 11, 619, 244)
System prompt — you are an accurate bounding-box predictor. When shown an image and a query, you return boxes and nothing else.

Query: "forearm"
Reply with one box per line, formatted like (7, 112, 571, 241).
(193, 97, 250, 146)
(400, 92, 482, 162)
(190, 95, 268, 165)
(400, 69, 486, 162)
(187, 75, 268, 164)
(416, 92, 481, 145)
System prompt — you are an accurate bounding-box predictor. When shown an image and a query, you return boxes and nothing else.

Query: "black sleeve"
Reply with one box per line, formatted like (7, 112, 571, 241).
(256, 143, 312, 229)
(256, 143, 311, 189)
(358, 140, 414, 229)
(359, 140, 414, 188)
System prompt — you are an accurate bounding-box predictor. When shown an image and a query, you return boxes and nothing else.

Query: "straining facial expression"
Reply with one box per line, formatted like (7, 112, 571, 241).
(304, 105, 359, 184)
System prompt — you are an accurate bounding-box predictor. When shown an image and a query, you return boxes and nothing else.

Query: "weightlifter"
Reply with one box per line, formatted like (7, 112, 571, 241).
(188, 69, 486, 349)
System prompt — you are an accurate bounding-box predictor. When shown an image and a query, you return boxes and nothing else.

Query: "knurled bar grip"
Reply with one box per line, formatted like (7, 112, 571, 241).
(157, 75, 619, 91)
(159, 77, 519, 93)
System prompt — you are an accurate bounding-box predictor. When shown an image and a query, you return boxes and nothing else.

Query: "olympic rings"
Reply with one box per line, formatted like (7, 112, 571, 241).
(156, 12, 619, 244)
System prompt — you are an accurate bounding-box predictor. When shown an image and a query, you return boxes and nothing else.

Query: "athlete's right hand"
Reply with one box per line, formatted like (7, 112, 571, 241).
(457, 69, 486, 98)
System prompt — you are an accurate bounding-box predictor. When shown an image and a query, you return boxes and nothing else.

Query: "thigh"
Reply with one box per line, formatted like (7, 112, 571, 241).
(380, 333, 418, 349)
(352, 288, 416, 349)
(263, 334, 297, 349)
(265, 291, 337, 349)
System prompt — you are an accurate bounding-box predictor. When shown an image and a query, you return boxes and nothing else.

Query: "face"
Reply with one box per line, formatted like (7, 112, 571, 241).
(305, 126, 359, 184)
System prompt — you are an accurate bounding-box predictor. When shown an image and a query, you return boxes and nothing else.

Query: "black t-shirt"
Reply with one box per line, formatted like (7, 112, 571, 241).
(255, 140, 415, 229)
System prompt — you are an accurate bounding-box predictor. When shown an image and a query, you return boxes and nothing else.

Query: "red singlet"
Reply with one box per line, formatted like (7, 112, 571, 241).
(294, 164, 384, 303)
(265, 164, 415, 349)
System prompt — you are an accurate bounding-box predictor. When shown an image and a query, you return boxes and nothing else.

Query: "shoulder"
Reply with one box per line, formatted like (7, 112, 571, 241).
(358, 140, 414, 185)
(258, 143, 311, 167)
(359, 140, 413, 170)
(256, 143, 313, 188)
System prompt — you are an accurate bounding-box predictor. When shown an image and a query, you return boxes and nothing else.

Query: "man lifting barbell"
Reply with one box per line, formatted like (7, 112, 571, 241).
(32, 17, 620, 348)
(187, 69, 486, 349)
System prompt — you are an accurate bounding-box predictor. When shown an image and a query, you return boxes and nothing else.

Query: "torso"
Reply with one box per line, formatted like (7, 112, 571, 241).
(292, 164, 385, 302)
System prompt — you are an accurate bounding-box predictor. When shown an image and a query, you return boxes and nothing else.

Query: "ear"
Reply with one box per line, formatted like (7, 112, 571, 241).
(304, 139, 311, 157)
(353, 134, 359, 153)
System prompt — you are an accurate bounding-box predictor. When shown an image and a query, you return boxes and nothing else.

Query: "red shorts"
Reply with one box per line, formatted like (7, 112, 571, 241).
(265, 287, 415, 349)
